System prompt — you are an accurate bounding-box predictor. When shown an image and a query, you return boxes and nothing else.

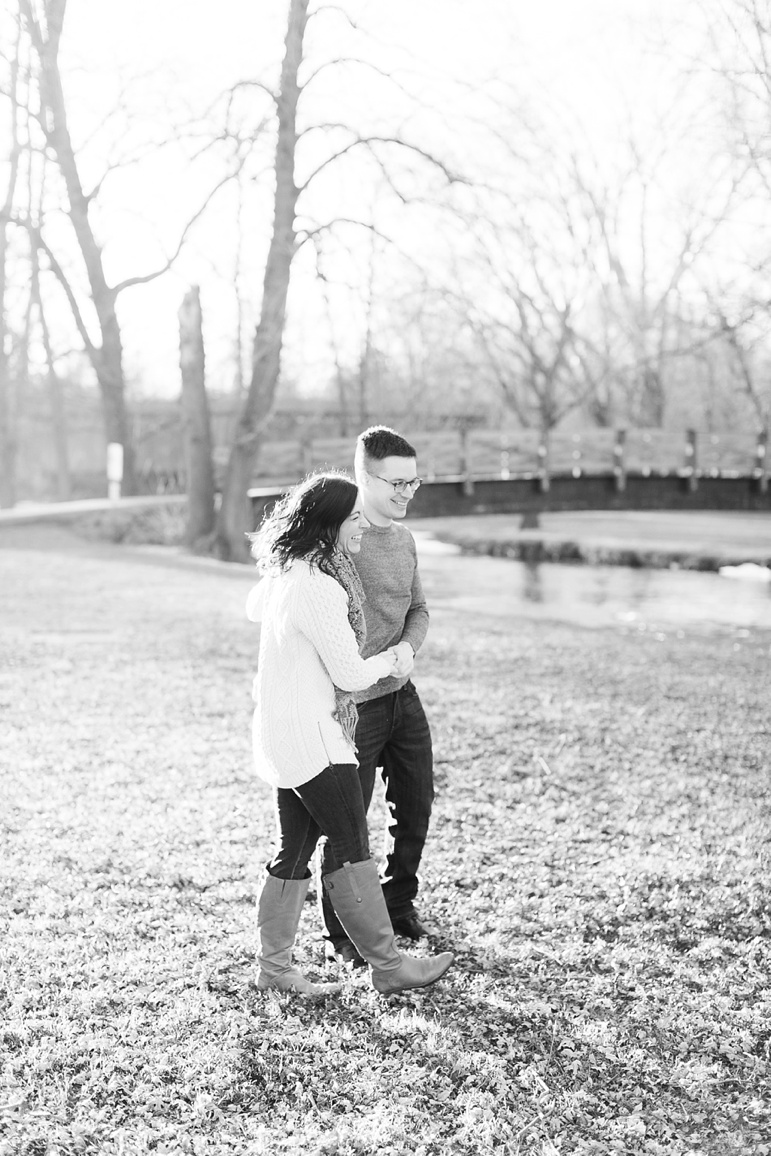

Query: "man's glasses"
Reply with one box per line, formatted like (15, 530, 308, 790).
(369, 473, 422, 495)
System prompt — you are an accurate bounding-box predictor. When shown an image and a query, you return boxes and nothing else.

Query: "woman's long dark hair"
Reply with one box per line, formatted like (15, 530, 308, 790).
(249, 471, 358, 575)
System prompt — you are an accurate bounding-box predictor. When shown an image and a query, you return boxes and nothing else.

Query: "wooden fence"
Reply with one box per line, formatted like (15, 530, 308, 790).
(237, 427, 768, 490)
(127, 425, 769, 496)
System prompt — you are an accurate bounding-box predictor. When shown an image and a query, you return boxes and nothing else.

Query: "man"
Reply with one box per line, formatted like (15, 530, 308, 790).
(321, 425, 435, 965)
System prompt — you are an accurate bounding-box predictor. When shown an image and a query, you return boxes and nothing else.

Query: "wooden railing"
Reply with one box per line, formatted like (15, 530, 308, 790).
(132, 426, 768, 495)
(245, 427, 768, 491)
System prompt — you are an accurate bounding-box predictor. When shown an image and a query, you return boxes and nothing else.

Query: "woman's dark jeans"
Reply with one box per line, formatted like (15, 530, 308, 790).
(267, 762, 370, 880)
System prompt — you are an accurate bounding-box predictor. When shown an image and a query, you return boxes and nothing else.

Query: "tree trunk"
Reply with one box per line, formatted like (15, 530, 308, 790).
(23, 0, 137, 492)
(0, 7, 23, 508)
(0, 319, 17, 508)
(27, 221, 70, 499)
(0, 242, 17, 507)
(215, 0, 308, 561)
(179, 286, 215, 547)
(39, 297, 71, 501)
(638, 365, 665, 428)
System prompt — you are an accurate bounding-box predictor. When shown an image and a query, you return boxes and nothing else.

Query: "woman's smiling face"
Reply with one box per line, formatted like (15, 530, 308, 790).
(337, 497, 369, 554)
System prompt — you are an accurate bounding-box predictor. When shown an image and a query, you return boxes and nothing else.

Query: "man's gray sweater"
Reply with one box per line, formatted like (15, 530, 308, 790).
(352, 521, 429, 704)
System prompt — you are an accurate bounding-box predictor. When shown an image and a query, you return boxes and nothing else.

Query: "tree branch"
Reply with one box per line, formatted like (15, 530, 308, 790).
(29, 224, 98, 358)
(223, 77, 278, 109)
(298, 133, 464, 193)
(299, 55, 415, 99)
(111, 165, 242, 295)
(306, 5, 361, 32)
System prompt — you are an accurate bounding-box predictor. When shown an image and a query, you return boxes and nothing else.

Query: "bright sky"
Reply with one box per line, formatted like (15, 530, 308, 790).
(54, 0, 692, 398)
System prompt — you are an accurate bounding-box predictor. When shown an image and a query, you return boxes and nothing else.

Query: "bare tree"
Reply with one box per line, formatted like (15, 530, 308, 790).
(451, 164, 599, 436)
(215, 0, 309, 560)
(0, 3, 23, 506)
(179, 285, 216, 548)
(19, 0, 140, 489)
(694, 0, 771, 426)
(19, 0, 246, 497)
(214, 0, 464, 560)
(708, 0, 771, 192)
(715, 301, 771, 426)
(578, 137, 740, 426)
(30, 191, 70, 499)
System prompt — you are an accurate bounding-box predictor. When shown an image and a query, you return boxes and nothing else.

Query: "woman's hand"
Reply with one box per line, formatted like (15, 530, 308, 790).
(389, 641, 414, 677)
(382, 647, 401, 674)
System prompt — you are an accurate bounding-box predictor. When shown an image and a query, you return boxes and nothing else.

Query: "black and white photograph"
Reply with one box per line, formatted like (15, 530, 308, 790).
(1, 1, 769, 1153)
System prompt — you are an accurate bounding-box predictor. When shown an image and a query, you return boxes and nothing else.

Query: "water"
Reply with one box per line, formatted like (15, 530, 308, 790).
(414, 532, 771, 634)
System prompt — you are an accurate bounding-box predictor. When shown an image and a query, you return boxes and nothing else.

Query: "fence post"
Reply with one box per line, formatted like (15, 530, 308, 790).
(538, 433, 550, 493)
(755, 429, 768, 493)
(641, 431, 652, 477)
(707, 434, 720, 478)
(500, 434, 511, 480)
(613, 428, 626, 492)
(571, 432, 582, 478)
(107, 442, 123, 501)
(459, 423, 474, 496)
(685, 428, 698, 491)
(299, 434, 313, 476)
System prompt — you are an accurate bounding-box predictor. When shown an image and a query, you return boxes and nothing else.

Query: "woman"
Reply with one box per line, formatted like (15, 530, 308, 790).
(246, 471, 453, 997)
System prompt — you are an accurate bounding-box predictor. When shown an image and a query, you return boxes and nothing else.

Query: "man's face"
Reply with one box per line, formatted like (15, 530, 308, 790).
(359, 455, 420, 526)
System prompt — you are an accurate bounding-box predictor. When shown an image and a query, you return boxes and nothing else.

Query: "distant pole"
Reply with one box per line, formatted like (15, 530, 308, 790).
(685, 428, 698, 492)
(500, 433, 511, 480)
(641, 431, 652, 477)
(708, 433, 721, 478)
(297, 421, 313, 477)
(571, 432, 582, 478)
(755, 429, 768, 494)
(459, 420, 474, 496)
(614, 428, 627, 493)
(538, 432, 550, 493)
(107, 442, 123, 500)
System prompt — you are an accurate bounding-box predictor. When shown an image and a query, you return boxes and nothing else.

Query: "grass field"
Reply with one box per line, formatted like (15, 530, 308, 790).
(1, 528, 769, 1155)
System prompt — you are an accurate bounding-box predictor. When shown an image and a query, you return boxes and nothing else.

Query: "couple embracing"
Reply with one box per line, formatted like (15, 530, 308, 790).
(246, 425, 453, 996)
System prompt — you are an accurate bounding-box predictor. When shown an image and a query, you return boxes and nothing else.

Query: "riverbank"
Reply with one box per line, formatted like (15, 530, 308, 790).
(414, 509, 771, 571)
(2, 500, 770, 572)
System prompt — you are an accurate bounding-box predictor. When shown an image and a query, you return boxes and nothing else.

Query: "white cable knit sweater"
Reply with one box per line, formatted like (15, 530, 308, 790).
(246, 559, 393, 789)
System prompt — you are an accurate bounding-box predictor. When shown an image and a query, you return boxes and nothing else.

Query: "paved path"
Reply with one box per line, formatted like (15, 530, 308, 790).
(0, 494, 184, 527)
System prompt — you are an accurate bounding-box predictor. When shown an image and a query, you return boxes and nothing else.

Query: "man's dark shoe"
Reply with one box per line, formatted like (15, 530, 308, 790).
(391, 912, 428, 940)
(325, 938, 366, 968)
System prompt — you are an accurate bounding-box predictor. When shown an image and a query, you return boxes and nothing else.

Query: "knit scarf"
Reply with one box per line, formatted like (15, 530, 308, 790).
(323, 549, 366, 750)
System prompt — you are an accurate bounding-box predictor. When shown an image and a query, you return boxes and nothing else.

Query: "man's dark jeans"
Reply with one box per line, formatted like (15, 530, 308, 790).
(320, 680, 434, 941)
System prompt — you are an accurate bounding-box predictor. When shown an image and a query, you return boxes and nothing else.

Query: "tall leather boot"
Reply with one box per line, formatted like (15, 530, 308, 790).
(323, 858, 453, 995)
(318, 864, 366, 968)
(256, 871, 341, 996)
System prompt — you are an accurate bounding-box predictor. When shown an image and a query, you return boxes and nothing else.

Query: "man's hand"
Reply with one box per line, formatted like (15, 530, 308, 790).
(390, 641, 414, 678)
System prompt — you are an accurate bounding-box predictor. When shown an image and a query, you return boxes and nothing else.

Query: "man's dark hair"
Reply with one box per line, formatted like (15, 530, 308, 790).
(356, 425, 417, 463)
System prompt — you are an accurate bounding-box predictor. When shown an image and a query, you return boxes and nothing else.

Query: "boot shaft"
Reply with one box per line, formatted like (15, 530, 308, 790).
(323, 858, 401, 973)
(323, 858, 454, 995)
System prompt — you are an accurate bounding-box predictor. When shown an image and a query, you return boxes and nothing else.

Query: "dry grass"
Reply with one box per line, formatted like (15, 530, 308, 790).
(0, 530, 769, 1155)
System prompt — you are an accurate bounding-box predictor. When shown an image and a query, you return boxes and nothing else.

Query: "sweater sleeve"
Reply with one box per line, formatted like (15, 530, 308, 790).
(245, 579, 267, 622)
(399, 556, 429, 655)
(296, 571, 393, 691)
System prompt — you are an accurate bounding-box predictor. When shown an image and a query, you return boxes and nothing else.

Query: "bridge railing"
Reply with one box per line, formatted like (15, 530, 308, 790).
(246, 427, 768, 489)
(133, 426, 768, 495)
